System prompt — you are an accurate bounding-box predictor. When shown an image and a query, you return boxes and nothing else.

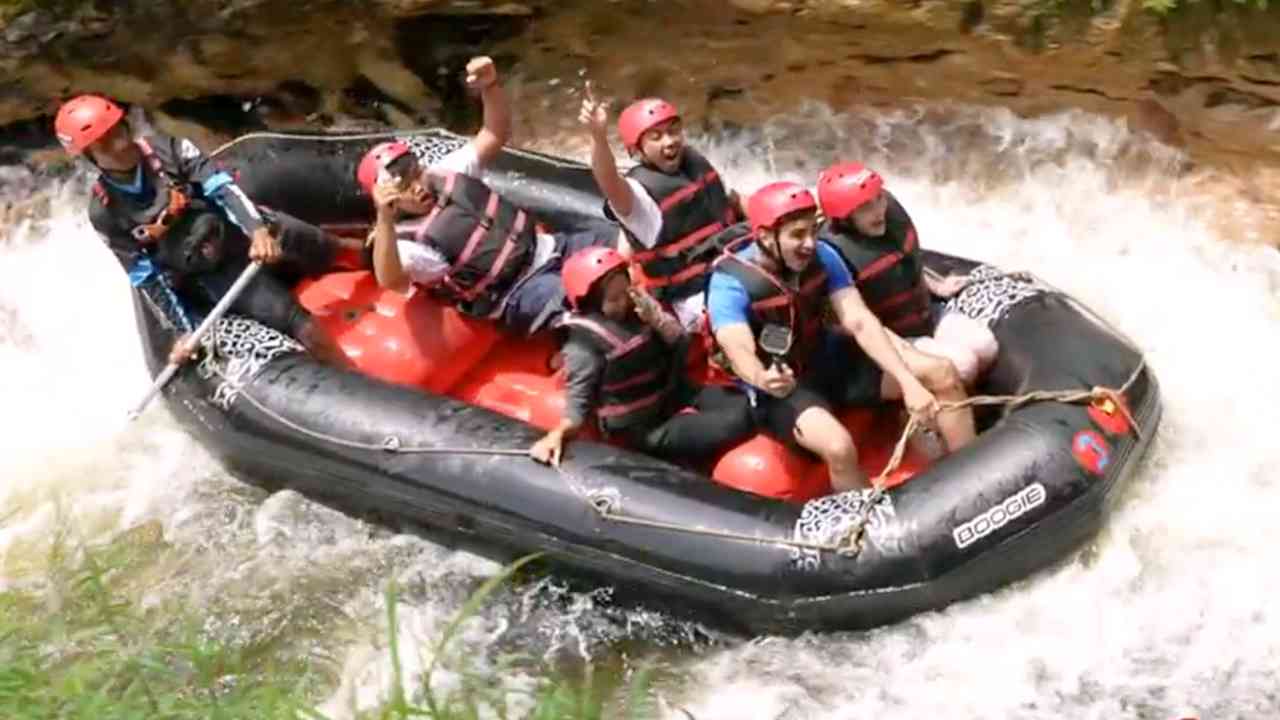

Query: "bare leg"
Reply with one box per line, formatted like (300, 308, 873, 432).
(880, 335, 977, 453)
(935, 312, 999, 377)
(793, 406, 868, 492)
(913, 335, 980, 387)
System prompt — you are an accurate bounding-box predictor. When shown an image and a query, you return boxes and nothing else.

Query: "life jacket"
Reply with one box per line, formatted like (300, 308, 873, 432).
(819, 192, 931, 337)
(560, 312, 672, 434)
(92, 138, 193, 246)
(623, 148, 742, 302)
(708, 243, 829, 375)
(406, 171, 536, 317)
(152, 198, 249, 276)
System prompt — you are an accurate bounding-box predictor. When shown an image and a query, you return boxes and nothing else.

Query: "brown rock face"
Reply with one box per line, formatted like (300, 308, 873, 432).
(2, 0, 1278, 178)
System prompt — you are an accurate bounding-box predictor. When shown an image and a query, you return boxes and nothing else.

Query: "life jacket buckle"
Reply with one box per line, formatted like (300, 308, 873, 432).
(130, 188, 191, 245)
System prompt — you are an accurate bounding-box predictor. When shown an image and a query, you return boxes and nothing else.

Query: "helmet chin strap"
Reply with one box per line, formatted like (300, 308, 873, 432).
(759, 230, 796, 279)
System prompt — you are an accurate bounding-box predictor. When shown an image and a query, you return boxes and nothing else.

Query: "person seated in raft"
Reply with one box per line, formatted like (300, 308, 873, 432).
(706, 182, 977, 492)
(816, 162, 999, 387)
(360, 56, 615, 336)
(55, 94, 355, 368)
(529, 246, 755, 467)
(579, 85, 745, 332)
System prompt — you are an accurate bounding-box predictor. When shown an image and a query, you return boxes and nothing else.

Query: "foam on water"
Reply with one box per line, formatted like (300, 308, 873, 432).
(2, 102, 1278, 717)
(667, 105, 1280, 719)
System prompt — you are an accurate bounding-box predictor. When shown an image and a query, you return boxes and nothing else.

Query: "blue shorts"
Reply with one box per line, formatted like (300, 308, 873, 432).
(501, 228, 614, 336)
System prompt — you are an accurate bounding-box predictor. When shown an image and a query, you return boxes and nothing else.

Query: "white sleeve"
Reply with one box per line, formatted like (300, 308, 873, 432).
(397, 240, 450, 287)
(610, 178, 664, 249)
(434, 144, 482, 177)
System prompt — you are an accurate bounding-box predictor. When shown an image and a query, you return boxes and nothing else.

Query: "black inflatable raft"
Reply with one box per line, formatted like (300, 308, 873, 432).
(128, 129, 1162, 634)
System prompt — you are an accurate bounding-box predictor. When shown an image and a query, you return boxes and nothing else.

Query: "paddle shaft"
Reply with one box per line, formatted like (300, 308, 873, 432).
(127, 261, 263, 420)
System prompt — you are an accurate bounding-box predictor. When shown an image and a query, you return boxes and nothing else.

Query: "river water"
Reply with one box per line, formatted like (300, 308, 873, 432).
(2, 102, 1278, 719)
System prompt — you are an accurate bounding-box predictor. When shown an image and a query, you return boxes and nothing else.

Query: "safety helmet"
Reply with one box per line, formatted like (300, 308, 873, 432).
(563, 246, 628, 310)
(816, 161, 885, 220)
(618, 98, 680, 151)
(54, 95, 125, 155)
(356, 141, 413, 196)
(746, 181, 817, 232)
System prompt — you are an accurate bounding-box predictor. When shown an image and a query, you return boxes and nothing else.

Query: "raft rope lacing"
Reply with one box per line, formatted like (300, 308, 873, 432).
(204, 353, 1145, 557)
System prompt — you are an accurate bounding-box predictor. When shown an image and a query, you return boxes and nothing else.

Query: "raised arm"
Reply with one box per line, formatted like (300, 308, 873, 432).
(464, 56, 511, 168)
(579, 82, 637, 218)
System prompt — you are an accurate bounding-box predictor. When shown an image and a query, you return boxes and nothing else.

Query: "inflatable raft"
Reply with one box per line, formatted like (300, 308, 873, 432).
(129, 129, 1162, 634)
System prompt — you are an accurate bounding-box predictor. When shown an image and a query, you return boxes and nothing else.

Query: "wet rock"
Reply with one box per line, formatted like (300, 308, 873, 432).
(980, 73, 1024, 97)
(1130, 97, 1184, 148)
(1, 0, 1280, 175)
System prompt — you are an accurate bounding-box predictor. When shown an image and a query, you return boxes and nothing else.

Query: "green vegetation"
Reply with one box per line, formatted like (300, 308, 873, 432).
(0, 0, 78, 21)
(0, 536, 663, 719)
(1141, 0, 1269, 13)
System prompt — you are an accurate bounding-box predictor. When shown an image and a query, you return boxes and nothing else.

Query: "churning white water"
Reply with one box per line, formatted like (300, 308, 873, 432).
(2, 102, 1279, 718)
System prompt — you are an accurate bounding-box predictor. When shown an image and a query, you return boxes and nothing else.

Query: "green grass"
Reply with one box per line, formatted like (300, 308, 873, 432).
(0, 535, 664, 720)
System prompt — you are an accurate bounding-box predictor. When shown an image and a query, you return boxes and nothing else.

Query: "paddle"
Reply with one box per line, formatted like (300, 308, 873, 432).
(126, 261, 263, 421)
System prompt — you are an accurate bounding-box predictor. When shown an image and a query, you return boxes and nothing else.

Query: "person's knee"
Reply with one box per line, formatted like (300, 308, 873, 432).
(920, 355, 964, 394)
(948, 347, 980, 387)
(938, 314, 999, 368)
(914, 337, 978, 387)
(794, 408, 858, 467)
(971, 330, 999, 368)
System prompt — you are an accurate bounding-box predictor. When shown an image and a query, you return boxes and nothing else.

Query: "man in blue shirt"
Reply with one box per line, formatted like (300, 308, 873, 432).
(707, 181, 975, 492)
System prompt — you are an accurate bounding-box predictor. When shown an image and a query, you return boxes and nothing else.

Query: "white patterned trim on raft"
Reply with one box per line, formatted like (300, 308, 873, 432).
(791, 489, 897, 571)
(397, 133, 468, 168)
(943, 264, 1045, 327)
(195, 316, 304, 410)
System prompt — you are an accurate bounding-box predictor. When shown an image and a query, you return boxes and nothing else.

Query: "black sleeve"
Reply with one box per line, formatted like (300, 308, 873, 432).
(89, 202, 197, 333)
(162, 133, 266, 236)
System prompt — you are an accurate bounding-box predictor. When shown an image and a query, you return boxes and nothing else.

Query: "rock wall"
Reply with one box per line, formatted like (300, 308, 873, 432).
(2, 0, 1278, 175)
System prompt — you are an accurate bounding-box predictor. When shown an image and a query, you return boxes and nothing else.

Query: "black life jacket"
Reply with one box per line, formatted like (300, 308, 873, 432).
(560, 312, 672, 433)
(92, 137, 196, 248)
(405, 171, 535, 317)
(623, 148, 742, 302)
(152, 198, 249, 276)
(709, 243, 829, 374)
(819, 192, 931, 337)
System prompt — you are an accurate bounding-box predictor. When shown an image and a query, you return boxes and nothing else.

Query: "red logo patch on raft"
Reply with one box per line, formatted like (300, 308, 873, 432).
(1071, 429, 1112, 476)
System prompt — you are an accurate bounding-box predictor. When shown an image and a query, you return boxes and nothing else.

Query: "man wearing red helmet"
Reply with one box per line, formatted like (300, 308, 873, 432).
(361, 57, 612, 335)
(579, 85, 744, 331)
(55, 94, 351, 368)
(528, 246, 753, 467)
(706, 182, 975, 492)
(816, 162, 999, 387)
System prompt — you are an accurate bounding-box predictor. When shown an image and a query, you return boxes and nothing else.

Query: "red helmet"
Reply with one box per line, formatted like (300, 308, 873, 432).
(356, 141, 412, 196)
(746, 181, 817, 232)
(817, 161, 884, 220)
(54, 95, 125, 155)
(562, 246, 628, 310)
(618, 98, 679, 151)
